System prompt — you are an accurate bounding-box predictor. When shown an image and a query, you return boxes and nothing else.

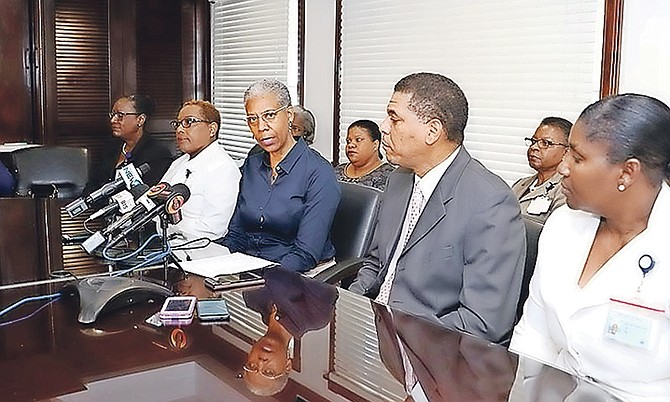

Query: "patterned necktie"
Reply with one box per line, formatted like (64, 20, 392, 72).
(376, 182, 424, 304)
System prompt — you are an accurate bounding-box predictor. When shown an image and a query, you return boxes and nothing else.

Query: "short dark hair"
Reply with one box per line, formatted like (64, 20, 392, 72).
(348, 119, 382, 159)
(578, 93, 670, 184)
(539, 116, 572, 141)
(125, 94, 156, 117)
(394, 72, 469, 144)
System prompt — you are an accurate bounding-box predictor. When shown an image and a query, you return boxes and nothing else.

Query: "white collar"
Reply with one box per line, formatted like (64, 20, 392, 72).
(414, 146, 461, 201)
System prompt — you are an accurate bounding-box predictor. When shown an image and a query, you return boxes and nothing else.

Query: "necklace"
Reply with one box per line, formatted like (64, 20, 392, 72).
(346, 161, 382, 178)
(122, 143, 132, 160)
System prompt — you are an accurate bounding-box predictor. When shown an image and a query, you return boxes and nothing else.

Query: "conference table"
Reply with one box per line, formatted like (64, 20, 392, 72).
(0, 265, 620, 402)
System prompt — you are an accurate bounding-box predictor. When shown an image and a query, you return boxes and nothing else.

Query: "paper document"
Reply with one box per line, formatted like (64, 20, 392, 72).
(178, 252, 276, 278)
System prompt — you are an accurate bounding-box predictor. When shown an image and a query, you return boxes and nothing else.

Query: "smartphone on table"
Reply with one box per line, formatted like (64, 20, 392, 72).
(197, 298, 231, 322)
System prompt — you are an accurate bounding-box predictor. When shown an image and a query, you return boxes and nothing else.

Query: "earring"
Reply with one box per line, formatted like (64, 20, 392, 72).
(617, 184, 626, 192)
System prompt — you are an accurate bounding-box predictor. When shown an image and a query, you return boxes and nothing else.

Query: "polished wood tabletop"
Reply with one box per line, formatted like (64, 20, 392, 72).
(0, 267, 619, 402)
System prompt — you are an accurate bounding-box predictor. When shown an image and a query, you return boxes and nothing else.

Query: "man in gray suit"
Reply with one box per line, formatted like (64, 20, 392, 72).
(349, 72, 525, 344)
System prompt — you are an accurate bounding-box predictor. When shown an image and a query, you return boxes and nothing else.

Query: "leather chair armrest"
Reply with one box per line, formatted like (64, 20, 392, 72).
(313, 257, 365, 285)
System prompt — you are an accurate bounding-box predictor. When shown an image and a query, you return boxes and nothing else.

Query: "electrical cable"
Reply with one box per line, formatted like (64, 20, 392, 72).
(0, 296, 61, 327)
(0, 292, 62, 318)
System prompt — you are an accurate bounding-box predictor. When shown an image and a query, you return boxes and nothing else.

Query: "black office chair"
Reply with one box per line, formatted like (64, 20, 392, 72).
(313, 182, 382, 285)
(10, 146, 89, 198)
(516, 216, 544, 321)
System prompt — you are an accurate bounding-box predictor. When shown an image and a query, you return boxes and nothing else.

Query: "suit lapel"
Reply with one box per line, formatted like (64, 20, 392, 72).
(400, 149, 470, 255)
(382, 169, 414, 260)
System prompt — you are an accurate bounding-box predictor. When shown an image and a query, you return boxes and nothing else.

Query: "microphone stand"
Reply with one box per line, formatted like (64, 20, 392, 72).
(159, 212, 170, 286)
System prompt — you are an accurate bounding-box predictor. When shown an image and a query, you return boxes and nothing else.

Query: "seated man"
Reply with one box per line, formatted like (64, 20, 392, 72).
(348, 72, 525, 344)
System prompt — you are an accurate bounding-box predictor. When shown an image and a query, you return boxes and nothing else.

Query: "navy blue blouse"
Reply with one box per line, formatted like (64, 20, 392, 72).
(220, 139, 341, 272)
(0, 160, 15, 196)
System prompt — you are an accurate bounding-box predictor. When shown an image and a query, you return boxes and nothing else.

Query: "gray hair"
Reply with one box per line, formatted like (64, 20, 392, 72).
(243, 78, 292, 107)
(293, 105, 316, 144)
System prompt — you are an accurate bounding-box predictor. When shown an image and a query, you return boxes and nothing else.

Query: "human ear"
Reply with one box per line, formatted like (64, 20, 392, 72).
(425, 118, 443, 145)
(618, 157, 643, 189)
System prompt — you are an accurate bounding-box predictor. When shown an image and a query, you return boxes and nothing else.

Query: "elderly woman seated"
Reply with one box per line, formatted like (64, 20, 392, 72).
(219, 79, 341, 273)
(334, 119, 395, 191)
(511, 117, 572, 223)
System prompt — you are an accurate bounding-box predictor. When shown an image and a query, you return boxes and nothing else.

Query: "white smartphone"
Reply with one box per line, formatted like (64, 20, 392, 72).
(159, 296, 197, 321)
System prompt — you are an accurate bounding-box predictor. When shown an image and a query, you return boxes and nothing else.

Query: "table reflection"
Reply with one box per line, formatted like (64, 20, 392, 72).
(0, 267, 622, 402)
(241, 268, 338, 396)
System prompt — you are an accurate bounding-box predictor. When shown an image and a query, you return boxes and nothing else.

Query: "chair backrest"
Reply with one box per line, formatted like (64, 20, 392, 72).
(11, 146, 89, 198)
(516, 216, 544, 321)
(330, 181, 383, 261)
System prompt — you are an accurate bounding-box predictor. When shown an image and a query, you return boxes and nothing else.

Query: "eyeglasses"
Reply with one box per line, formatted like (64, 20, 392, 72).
(109, 111, 139, 120)
(170, 117, 212, 130)
(245, 105, 289, 126)
(524, 137, 567, 149)
(242, 363, 286, 380)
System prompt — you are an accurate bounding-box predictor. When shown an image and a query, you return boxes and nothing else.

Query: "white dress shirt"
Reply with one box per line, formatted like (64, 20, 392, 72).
(159, 141, 241, 240)
(376, 146, 461, 304)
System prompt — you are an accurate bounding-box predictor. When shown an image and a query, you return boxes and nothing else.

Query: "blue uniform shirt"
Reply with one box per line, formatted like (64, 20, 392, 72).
(220, 139, 341, 272)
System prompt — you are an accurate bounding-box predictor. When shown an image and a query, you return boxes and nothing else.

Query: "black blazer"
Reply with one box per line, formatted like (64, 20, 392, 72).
(85, 133, 174, 196)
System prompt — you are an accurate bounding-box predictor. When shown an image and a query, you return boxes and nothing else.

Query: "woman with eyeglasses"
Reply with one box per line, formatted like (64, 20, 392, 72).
(85, 94, 173, 195)
(511, 117, 572, 223)
(511, 94, 670, 401)
(218, 79, 341, 273)
(159, 100, 241, 241)
(241, 269, 338, 396)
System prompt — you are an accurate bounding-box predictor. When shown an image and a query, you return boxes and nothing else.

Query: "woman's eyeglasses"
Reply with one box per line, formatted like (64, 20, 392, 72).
(245, 105, 289, 126)
(109, 111, 139, 120)
(242, 363, 286, 380)
(170, 117, 212, 130)
(524, 137, 567, 149)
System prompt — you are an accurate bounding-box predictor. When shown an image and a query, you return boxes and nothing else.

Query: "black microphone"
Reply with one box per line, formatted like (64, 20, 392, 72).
(106, 183, 191, 248)
(65, 163, 150, 218)
(81, 182, 169, 254)
(88, 183, 150, 221)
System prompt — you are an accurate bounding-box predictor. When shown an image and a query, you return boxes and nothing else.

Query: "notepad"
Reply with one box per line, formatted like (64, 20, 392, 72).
(178, 252, 276, 278)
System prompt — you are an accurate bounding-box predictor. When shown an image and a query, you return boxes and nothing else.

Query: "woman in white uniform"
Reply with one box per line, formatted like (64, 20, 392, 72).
(511, 94, 670, 401)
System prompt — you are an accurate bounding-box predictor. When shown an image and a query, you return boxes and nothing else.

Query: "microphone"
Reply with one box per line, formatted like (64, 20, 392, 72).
(106, 183, 190, 249)
(88, 184, 150, 221)
(65, 163, 150, 218)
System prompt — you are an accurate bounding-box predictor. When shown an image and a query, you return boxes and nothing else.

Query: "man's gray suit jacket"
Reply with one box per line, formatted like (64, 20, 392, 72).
(349, 147, 526, 343)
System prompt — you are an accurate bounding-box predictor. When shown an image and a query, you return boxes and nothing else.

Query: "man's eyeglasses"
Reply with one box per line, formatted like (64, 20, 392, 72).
(242, 363, 286, 380)
(245, 105, 289, 126)
(524, 137, 567, 149)
(109, 111, 139, 120)
(170, 117, 212, 130)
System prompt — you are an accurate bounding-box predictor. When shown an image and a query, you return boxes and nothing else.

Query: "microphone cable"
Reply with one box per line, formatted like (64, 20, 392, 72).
(0, 292, 62, 327)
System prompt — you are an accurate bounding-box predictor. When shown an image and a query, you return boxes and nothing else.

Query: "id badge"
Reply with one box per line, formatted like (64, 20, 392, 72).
(603, 298, 665, 350)
(526, 196, 551, 215)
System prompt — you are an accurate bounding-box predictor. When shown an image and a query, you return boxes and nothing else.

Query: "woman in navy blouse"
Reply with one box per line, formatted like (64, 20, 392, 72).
(219, 79, 341, 273)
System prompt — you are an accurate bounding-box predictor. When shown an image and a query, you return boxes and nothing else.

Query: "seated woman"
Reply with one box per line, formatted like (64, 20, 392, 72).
(159, 100, 240, 240)
(247, 104, 316, 157)
(334, 120, 395, 191)
(510, 94, 670, 401)
(0, 160, 15, 196)
(511, 117, 571, 223)
(86, 94, 173, 194)
(219, 79, 341, 273)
